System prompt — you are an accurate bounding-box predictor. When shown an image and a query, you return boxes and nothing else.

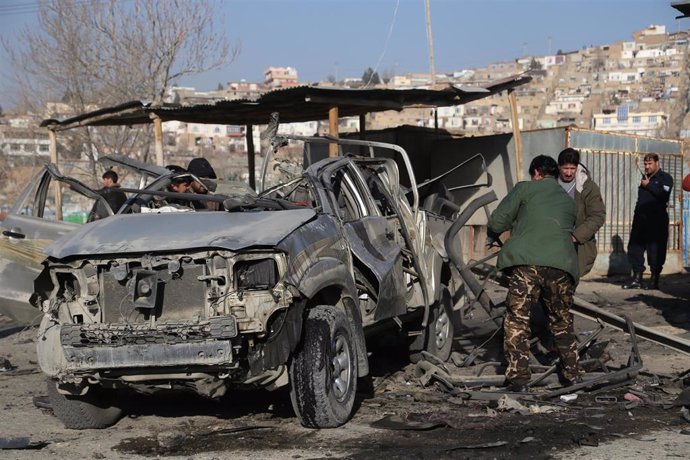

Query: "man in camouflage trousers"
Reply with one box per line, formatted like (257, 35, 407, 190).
(488, 155, 583, 392)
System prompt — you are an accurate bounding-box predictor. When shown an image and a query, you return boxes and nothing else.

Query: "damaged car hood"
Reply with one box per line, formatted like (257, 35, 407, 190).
(45, 209, 317, 259)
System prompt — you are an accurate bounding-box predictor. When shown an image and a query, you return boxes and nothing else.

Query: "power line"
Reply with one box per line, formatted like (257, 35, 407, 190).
(0, 0, 124, 17)
(0, 1, 44, 15)
(364, 0, 400, 88)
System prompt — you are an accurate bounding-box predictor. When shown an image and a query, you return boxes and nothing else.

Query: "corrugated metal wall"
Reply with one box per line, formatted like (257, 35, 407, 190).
(351, 125, 686, 274)
(569, 128, 683, 259)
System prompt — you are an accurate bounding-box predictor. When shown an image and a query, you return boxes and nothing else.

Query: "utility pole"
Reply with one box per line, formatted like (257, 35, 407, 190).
(424, 0, 436, 85)
(548, 36, 552, 56)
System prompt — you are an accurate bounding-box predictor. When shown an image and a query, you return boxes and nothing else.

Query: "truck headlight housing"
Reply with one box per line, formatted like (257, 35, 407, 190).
(235, 258, 278, 290)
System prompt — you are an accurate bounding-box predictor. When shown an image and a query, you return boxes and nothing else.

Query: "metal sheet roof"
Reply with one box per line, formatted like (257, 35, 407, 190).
(40, 74, 531, 131)
(672, 1, 690, 18)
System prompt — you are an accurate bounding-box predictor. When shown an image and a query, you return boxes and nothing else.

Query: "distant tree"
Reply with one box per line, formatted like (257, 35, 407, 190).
(0, 104, 3, 117)
(381, 67, 394, 84)
(556, 49, 564, 55)
(217, 82, 224, 91)
(326, 74, 336, 84)
(2, 0, 240, 179)
(529, 58, 543, 71)
(362, 67, 381, 86)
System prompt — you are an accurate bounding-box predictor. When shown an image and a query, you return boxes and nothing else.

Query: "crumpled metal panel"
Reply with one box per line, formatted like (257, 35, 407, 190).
(45, 209, 316, 259)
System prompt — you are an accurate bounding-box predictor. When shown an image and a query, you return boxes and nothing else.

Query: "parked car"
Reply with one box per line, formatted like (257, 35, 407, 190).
(0, 164, 116, 324)
(0, 157, 170, 324)
(32, 135, 464, 429)
(0, 155, 249, 324)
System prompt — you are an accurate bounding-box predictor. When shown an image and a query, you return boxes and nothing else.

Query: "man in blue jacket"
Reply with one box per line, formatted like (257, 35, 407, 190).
(623, 153, 673, 290)
(488, 155, 583, 392)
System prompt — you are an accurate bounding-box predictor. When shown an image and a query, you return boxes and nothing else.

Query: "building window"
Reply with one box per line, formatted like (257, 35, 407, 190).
(39, 144, 49, 152)
(602, 118, 611, 125)
(648, 116, 657, 123)
(632, 116, 641, 123)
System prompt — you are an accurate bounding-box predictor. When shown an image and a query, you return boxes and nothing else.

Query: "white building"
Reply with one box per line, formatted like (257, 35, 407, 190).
(592, 111, 667, 136)
(0, 125, 50, 157)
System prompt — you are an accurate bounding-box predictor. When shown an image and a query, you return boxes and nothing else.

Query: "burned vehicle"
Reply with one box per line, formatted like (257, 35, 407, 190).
(0, 156, 186, 324)
(0, 163, 129, 325)
(33, 135, 464, 429)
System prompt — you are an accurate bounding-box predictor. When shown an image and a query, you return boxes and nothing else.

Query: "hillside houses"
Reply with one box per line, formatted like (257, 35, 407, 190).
(2, 27, 688, 179)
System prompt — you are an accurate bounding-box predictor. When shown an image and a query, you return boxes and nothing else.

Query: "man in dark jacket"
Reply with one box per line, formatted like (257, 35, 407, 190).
(488, 155, 582, 392)
(88, 170, 127, 221)
(623, 153, 673, 290)
(557, 148, 606, 277)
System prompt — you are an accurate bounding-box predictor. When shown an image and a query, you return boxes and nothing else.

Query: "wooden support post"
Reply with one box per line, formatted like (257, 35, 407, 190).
(48, 129, 62, 221)
(359, 114, 366, 155)
(246, 124, 256, 191)
(508, 89, 524, 181)
(151, 114, 164, 166)
(329, 106, 339, 157)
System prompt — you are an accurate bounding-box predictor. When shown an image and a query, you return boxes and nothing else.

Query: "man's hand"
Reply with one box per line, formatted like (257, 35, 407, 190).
(486, 231, 503, 249)
(640, 175, 649, 188)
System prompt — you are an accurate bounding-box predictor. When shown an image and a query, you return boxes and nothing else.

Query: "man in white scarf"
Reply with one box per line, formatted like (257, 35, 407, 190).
(557, 148, 606, 278)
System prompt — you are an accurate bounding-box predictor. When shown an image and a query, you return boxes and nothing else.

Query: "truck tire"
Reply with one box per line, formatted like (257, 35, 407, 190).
(410, 285, 454, 363)
(290, 306, 357, 428)
(47, 380, 122, 430)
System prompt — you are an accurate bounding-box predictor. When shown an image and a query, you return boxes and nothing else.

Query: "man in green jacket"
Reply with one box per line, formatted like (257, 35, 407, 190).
(488, 155, 583, 392)
(557, 148, 606, 278)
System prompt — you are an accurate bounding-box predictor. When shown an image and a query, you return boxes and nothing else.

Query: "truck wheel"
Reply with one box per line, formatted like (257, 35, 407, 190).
(290, 306, 357, 428)
(411, 285, 454, 363)
(47, 380, 122, 429)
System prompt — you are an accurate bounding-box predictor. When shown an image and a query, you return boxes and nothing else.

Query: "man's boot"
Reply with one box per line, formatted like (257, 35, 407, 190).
(645, 272, 660, 290)
(622, 272, 643, 289)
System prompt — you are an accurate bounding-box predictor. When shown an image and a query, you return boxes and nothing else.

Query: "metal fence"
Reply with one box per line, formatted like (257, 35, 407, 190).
(569, 128, 684, 259)
(579, 150, 683, 254)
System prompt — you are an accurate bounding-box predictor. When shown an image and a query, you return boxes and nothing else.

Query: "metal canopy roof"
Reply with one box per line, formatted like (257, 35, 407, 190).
(40, 74, 531, 131)
(672, 1, 690, 18)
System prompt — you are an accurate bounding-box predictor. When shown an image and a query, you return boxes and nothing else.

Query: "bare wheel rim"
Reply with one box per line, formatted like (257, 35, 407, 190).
(331, 334, 352, 402)
(434, 308, 450, 349)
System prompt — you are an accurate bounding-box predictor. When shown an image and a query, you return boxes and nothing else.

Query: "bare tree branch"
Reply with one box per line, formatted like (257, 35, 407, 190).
(2, 0, 240, 181)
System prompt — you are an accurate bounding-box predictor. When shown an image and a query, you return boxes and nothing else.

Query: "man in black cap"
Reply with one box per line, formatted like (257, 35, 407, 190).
(187, 157, 218, 193)
(623, 153, 673, 290)
(187, 158, 220, 210)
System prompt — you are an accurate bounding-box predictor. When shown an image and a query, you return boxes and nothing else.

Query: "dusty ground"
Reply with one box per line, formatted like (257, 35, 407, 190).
(1, 274, 689, 459)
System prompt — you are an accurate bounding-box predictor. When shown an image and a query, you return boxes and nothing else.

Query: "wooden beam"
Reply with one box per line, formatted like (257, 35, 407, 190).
(48, 130, 62, 221)
(508, 89, 524, 181)
(151, 114, 164, 166)
(359, 114, 367, 155)
(246, 124, 256, 191)
(329, 106, 339, 157)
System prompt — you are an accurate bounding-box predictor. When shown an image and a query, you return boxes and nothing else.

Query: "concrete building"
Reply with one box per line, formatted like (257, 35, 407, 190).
(0, 115, 50, 157)
(592, 110, 667, 136)
(264, 67, 299, 88)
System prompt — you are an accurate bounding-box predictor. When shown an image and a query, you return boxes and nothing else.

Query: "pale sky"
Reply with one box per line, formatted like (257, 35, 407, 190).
(0, 0, 685, 108)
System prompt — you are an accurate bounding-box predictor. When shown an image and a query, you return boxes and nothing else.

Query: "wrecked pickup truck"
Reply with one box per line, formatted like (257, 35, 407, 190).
(32, 134, 465, 429)
(0, 155, 209, 324)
